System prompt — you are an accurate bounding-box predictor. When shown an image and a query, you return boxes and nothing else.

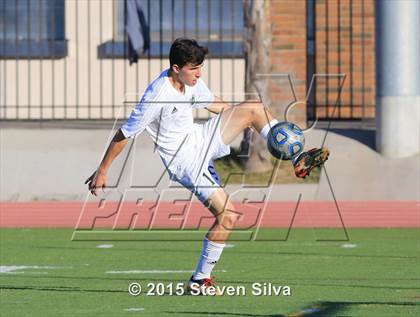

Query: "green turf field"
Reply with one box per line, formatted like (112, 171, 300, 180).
(1, 228, 419, 316)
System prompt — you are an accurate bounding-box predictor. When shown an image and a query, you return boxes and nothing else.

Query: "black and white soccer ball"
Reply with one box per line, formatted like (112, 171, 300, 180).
(267, 122, 305, 160)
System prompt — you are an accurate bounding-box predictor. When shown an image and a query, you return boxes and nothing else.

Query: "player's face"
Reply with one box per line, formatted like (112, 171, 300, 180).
(178, 63, 203, 86)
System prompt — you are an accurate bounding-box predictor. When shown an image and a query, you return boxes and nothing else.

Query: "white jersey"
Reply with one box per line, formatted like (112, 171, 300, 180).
(121, 69, 215, 174)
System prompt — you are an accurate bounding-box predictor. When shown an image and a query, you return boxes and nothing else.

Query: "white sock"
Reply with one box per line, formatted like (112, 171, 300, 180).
(192, 238, 225, 280)
(260, 119, 279, 140)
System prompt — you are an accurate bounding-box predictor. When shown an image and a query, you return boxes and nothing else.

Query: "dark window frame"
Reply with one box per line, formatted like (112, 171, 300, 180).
(97, 40, 244, 59)
(97, 0, 245, 60)
(0, 0, 67, 59)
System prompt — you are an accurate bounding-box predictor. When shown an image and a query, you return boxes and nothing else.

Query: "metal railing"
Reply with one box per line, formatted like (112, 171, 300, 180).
(307, 0, 376, 121)
(0, 0, 376, 122)
(0, 0, 245, 120)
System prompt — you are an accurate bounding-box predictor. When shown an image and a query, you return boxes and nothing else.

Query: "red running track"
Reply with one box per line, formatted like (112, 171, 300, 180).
(0, 201, 419, 228)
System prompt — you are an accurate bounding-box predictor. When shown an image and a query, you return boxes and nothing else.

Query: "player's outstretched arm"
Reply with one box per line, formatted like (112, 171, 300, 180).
(85, 129, 128, 196)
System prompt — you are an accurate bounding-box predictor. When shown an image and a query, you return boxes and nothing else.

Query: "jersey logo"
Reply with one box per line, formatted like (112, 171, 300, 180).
(171, 107, 178, 114)
(190, 95, 196, 106)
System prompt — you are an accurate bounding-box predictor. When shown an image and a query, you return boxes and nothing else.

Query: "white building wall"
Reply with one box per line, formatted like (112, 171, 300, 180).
(1, 0, 245, 120)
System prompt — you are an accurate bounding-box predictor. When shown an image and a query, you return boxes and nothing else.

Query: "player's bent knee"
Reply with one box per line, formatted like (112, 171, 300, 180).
(235, 102, 263, 126)
(220, 210, 239, 231)
(246, 102, 264, 121)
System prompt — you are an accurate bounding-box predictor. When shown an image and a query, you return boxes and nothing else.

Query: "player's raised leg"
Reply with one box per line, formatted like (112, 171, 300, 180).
(219, 101, 277, 145)
(218, 101, 329, 178)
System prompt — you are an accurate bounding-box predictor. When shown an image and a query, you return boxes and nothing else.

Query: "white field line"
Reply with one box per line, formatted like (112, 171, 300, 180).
(124, 308, 145, 312)
(96, 244, 114, 248)
(0, 265, 66, 274)
(341, 243, 358, 248)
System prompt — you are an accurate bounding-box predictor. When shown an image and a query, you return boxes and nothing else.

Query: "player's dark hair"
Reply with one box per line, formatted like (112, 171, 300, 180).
(169, 38, 208, 68)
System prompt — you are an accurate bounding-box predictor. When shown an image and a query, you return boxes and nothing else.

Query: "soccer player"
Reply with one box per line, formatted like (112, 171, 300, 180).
(85, 38, 329, 293)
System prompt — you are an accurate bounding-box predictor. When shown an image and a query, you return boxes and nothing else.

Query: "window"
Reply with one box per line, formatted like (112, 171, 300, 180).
(0, 0, 67, 59)
(98, 0, 244, 59)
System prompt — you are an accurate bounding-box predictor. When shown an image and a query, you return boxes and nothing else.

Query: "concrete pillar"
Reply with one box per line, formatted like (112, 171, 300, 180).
(375, 0, 420, 158)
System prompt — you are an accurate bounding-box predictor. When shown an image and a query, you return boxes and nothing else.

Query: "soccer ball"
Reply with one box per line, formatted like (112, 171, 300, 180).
(267, 122, 305, 160)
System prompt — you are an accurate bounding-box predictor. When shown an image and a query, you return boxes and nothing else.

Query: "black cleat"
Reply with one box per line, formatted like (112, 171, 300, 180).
(186, 276, 221, 295)
(293, 148, 330, 178)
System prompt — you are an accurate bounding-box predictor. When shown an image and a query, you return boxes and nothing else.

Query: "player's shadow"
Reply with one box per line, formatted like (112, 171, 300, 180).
(167, 301, 343, 316)
(167, 301, 418, 316)
(165, 312, 286, 317)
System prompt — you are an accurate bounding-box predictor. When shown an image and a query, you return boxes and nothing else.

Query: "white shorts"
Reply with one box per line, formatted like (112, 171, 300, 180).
(169, 115, 230, 203)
